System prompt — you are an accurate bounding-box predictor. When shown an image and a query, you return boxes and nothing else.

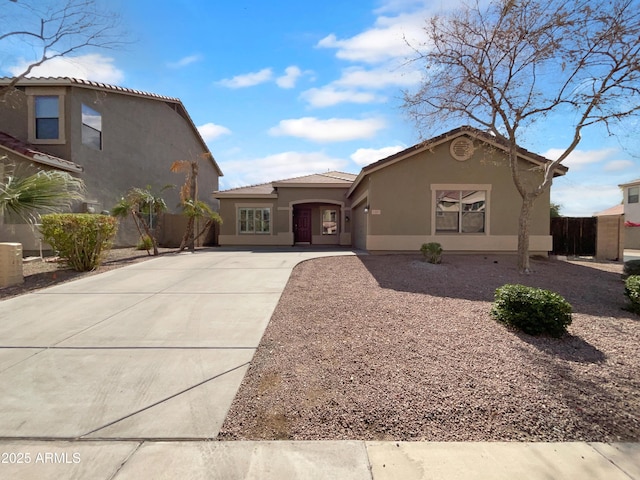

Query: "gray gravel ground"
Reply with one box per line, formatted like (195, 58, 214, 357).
(219, 254, 640, 442)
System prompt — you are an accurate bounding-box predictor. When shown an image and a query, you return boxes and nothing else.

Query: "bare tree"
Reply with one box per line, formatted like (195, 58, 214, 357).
(0, 0, 123, 99)
(404, 0, 640, 273)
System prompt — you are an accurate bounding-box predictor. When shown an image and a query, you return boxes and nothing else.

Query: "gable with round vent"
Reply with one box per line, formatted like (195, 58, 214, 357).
(449, 136, 474, 161)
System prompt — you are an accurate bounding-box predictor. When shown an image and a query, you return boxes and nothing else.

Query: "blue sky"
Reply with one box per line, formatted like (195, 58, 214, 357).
(3, 0, 639, 216)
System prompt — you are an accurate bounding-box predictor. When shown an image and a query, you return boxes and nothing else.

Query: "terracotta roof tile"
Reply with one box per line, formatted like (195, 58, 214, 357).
(214, 171, 357, 196)
(0, 131, 83, 172)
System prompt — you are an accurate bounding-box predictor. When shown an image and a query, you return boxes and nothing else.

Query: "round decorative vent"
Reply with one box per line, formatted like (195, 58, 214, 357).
(450, 137, 474, 161)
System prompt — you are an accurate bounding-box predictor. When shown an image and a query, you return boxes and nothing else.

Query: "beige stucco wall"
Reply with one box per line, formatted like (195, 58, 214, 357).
(217, 186, 352, 246)
(0, 85, 220, 248)
(356, 139, 551, 253)
(596, 215, 624, 261)
(626, 225, 640, 249)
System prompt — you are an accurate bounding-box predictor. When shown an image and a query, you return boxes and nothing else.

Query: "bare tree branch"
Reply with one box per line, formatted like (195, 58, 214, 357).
(0, 0, 126, 99)
(403, 0, 640, 272)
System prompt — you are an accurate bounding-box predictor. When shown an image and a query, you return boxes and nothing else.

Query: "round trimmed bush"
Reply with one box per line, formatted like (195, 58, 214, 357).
(623, 259, 640, 278)
(491, 284, 573, 337)
(624, 275, 640, 314)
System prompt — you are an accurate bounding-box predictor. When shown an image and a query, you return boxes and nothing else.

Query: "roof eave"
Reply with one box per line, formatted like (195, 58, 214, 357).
(213, 193, 278, 199)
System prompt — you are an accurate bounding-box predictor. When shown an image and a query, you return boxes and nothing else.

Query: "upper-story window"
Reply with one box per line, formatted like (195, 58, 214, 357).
(35, 96, 60, 140)
(27, 89, 65, 144)
(82, 104, 102, 150)
(629, 186, 639, 204)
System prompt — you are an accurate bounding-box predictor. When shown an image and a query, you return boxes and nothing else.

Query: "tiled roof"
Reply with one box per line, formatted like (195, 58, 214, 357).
(619, 178, 640, 188)
(273, 171, 357, 185)
(0, 131, 83, 173)
(0, 77, 180, 102)
(214, 171, 357, 197)
(361, 125, 567, 175)
(594, 204, 624, 216)
(348, 125, 568, 197)
(0, 77, 223, 176)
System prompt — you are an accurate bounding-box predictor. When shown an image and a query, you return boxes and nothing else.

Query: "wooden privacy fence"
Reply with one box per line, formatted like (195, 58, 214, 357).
(550, 217, 597, 256)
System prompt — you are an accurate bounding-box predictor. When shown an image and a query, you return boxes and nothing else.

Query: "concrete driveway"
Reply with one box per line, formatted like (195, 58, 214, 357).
(1, 247, 639, 480)
(0, 247, 356, 441)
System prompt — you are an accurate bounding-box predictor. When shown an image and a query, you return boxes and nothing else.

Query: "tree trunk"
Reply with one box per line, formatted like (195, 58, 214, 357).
(517, 195, 536, 274)
(135, 211, 159, 256)
(179, 217, 195, 251)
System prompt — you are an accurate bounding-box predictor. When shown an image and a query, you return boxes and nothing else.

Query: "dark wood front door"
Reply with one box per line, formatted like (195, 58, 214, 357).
(293, 208, 312, 243)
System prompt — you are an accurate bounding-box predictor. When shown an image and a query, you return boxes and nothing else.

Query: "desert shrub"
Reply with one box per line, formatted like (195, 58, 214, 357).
(136, 234, 154, 251)
(624, 275, 640, 314)
(420, 242, 443, 264)
(40, 213, 118, 272)
(623, 259, 640, 278)
(491, 284, 572, 337)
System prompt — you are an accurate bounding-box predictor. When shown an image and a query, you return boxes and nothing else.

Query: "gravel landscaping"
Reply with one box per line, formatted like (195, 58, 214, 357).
(219, 254, 640, 442)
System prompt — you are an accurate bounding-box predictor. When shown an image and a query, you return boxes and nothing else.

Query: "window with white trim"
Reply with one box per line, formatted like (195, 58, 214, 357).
(322, 209, 337, 235)
(436, 190, 486, 233)
(34, 96, 60, 140)
(629, 186, 639, 204)
(239, 207, 271, 234)
(82, 104, 102, 150)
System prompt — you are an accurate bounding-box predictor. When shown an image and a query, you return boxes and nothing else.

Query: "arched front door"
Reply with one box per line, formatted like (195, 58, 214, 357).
(293, 207, 312, 243)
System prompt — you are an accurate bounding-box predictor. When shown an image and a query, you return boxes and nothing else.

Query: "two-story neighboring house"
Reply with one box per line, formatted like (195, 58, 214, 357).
(620, 178, 640, 249)
(0, 77, 222, 251)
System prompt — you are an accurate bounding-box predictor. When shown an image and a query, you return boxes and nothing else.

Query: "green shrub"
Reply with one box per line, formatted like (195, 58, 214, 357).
(420, 242, 443, 264)
(40, 213, 118, 272)
(624, 275, 640, 314)
(136, 234, 154, 251)
(623, 259, 640, 278)
(491, 284, 573, 337)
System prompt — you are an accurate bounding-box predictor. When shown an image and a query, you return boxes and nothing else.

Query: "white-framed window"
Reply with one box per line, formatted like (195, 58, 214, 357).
(322, 209, 337, 235)
(436, 189, 486, 233)
(629, 186, 639, 204)
(27, 88, 66, 144)
(34, 96, 60, 140)
(82, 104, 102, 150)
(239, 207, 271, 234)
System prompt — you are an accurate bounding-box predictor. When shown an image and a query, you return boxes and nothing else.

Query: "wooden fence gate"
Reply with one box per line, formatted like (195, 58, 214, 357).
(550, 217, 597, 256)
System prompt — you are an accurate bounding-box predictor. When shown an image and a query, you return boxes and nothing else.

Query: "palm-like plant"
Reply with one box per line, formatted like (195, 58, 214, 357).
(171, 154, 221, 251)
(181, 199, 222, 247)
(0, 163, 85, 224)
(111, 186, 168, 255)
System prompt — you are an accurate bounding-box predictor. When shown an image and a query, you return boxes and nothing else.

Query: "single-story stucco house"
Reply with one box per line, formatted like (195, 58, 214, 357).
(214, 126, 567, 254)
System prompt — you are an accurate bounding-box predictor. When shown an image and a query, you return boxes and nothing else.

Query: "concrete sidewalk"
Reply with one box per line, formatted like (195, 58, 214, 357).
(0, 440, 637, 479)
(0, 248, 638, 479)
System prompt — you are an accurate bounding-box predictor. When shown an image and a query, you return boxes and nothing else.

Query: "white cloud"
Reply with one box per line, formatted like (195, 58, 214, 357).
(167, 54, 203, 68)
(317, 12, 425, 64)
(551, 182, 623, 217)
(219, 151, 349, 189)
(197, 122, 231, 141)
(269, 117, 386, 143)
(335, 66, 422, 89)
(603, 160, 635, 172)
(217, 68, 273, 88)
(350, 145, 406, 166)
(8, 54, 124, 84)
(276, 66, 302, 89)
(301, 86, 384, 108)
(542, 147, 619, 170)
